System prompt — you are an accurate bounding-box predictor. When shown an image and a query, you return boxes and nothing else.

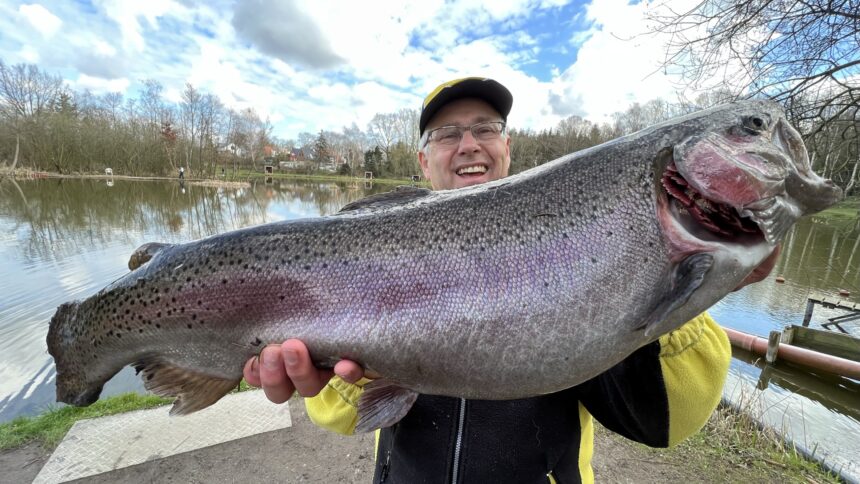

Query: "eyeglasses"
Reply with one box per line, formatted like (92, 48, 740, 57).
(424, 121, 506, 147)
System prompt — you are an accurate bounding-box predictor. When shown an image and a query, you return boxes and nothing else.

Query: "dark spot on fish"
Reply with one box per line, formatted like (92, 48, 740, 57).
(222, 279, 228, 284)
(187, 324, 193, 329)
(591, 258, 597, 263)
(156, 323, 161, 328)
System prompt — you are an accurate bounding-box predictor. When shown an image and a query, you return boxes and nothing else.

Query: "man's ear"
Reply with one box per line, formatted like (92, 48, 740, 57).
(418, 149, 432, 179)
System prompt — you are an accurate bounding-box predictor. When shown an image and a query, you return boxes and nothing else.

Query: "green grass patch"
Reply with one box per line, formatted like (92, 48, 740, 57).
(0, 393, 171, 450)
(815, 196, 859, 221)
(227, 169, 426, 186)
(0, 381, 256, 451)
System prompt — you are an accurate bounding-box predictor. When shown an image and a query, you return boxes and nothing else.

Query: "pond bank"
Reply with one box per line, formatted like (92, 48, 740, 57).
(0, 167, 424, 187)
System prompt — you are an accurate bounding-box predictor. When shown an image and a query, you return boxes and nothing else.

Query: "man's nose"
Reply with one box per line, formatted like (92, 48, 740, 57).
(458, 129, 480, 153)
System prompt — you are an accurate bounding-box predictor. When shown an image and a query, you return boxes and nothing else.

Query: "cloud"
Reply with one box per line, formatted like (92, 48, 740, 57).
(19, 3, 62, 38)
(232, 0, 344, 70)
(71, 74, 130, 94)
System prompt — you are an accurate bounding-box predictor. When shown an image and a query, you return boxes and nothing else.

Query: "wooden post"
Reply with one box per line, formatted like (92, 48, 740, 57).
(766, 330, 781, 364)
(802, 298, 815, 327)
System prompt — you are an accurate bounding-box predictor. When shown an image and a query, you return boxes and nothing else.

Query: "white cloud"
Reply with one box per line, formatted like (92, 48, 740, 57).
(71, 74, 130, 94)
(0, 0, 753, 140)
(19, 4, 62, 38)
(94, 0, 186, 52)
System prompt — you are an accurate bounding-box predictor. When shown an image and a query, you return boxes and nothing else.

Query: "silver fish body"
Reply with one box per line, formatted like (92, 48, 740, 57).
(48, 100, 842, 431)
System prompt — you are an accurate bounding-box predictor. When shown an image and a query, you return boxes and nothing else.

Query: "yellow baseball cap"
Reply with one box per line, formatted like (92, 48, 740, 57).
(419, 77, 513, 135)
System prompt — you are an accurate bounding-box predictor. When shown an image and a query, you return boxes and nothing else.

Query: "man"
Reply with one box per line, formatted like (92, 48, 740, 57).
(244, 77, 776, 483)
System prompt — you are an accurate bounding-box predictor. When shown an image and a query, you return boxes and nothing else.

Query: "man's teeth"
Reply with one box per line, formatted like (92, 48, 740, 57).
(457, 166, 488, 175)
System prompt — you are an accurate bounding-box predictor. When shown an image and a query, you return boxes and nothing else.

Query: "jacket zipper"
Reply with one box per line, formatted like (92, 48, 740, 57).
(451, 398, 466, 484)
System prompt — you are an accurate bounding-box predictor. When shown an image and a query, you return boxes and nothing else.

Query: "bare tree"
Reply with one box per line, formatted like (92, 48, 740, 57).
(367, 112, 398, 161)
(180, 83, 201, 175)
(651, 0, 858, 125)
(0, 61, 63, 169)
(651, 0, 859, 192)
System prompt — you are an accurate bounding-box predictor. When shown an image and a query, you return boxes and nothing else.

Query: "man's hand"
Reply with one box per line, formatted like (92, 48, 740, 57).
(243, 339, 365, 403)
(734, 245, 781, 291)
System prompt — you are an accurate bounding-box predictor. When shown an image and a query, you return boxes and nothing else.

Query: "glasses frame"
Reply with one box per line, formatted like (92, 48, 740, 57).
(423, 121, 506, 148)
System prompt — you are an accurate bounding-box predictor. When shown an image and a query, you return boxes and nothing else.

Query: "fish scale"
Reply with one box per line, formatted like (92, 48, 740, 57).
(48, 100, 842, 432)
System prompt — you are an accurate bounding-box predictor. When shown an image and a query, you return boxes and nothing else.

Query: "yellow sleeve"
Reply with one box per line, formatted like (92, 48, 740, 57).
(658, 311, 731, 445)
(304, 376, 368, 435)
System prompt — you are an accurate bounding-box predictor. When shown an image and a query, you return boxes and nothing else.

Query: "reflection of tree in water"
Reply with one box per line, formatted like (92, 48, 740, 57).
(264, 179, 391, 216)
(777, 217, 860, 293)
(0, 178, 388, 263)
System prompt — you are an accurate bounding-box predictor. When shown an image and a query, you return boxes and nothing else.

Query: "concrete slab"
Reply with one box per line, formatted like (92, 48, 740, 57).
(32, 390, 291, 484)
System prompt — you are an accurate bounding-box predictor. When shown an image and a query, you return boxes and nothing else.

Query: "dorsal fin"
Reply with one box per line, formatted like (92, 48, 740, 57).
(338, 186, 432, 214)
(128, 242, 173, 271)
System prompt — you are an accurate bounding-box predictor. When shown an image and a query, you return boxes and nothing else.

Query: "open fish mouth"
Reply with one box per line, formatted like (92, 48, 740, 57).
(661, 160, 765, 245)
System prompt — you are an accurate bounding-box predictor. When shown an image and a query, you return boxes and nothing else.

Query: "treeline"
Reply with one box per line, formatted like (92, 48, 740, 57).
(1, 60, 857, 193)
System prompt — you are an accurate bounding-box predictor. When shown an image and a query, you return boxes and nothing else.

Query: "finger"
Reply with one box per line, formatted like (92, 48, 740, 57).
(334, 360, 364, 384)
(259, 345, 294, 404)
(243, 357, 261, 387)
(282, 339, 333, 397)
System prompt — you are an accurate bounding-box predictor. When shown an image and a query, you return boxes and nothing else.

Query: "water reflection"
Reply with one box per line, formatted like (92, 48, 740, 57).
(0, 177, 387, 422)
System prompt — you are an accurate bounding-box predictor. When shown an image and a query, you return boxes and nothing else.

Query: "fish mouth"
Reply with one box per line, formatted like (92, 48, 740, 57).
(661, 161, 765, 246)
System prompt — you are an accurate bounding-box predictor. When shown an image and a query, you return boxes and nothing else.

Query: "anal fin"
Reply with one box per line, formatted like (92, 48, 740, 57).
(134, 359, 240, 415)
(637, 253, 713, 338)
(355, 379, 419, 433)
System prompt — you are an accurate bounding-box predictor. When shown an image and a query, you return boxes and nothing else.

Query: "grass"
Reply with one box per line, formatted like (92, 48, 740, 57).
(0, 381, 254, 451)
(223, 169, 426, 187)
(815, 196, 859, 221)
(596, 402, 841, 483)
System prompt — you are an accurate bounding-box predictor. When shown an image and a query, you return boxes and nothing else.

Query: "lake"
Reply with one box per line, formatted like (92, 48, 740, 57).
(1, 177, 858, 476)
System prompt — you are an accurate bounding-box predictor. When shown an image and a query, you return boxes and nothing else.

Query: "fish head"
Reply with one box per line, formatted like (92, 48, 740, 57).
(669, 100, 842, 246)
(647, 100, 842, 337)
(47, 302, 105, 406)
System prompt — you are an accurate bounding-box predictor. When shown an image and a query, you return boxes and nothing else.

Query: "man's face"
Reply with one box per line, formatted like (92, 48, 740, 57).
(418, 98, 511, 190)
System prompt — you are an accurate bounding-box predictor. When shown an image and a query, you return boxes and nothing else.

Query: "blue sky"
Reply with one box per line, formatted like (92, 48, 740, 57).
(0, 0, 726, 140)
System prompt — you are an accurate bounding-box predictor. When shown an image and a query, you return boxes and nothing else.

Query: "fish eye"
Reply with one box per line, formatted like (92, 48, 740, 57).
(741, 115, 770, 134)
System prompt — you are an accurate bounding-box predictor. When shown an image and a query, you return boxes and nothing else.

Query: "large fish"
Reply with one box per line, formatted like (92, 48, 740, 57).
(48, 100, 841, 432)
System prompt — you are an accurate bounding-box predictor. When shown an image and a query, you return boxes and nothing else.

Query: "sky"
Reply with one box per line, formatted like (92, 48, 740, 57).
(0, 0, 725, 140)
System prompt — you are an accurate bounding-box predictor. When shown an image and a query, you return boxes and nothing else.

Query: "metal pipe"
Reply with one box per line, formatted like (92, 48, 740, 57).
(723, 327, 860, 380)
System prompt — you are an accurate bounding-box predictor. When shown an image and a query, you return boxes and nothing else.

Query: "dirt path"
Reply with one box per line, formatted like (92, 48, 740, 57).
(0, 398, 828, 483)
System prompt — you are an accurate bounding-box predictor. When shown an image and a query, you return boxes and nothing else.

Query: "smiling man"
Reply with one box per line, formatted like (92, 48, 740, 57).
(417, 80, 513, 189)
(244, 77, 775, 483)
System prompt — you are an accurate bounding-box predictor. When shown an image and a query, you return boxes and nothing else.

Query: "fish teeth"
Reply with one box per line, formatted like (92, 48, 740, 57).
(740, 195, 802, 245)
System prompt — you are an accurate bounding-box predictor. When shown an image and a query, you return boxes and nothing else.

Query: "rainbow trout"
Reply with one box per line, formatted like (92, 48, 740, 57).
(48, 100, 841, 432)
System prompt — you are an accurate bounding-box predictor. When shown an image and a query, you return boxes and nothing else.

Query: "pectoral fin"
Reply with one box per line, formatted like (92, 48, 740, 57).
(355, 379, 419, 433)
(133, 358, 240, 415)
(637, 253, 714, 338)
